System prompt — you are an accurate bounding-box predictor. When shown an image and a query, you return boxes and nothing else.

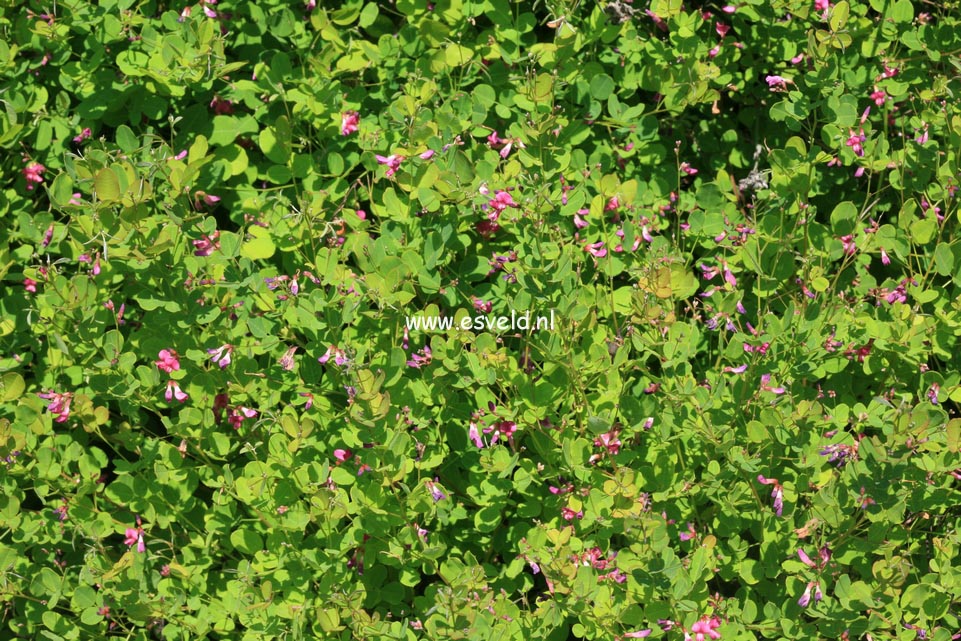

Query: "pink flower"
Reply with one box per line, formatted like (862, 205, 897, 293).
(489, 190, 517, 214)
(68, 193, 82, 206)
(790, 53, 804, 64)
(468, 422, 485, 448)
(574, 209, 589, 229)
(333, 448, 352, 462)
(375, 154, 403, 177)
(708, 45, 721, 58)
(23, 277, 38, 293)
(722, 4, 736, 13)
(765, 75, 791, 91)
(585, 241, 607, 258)
(228, 406, 258, 430)
(193, 230, 221, 256)
(209, 96, 232, 114)
(716, 22, 730, 37)
(207, 344, 233, 368)
(23, 162, 45, 190)
(870, 88, 887, 106)
(561, 507, 583, 521)
(680, 162, 698, 175)
(341, 111, 360, 135)
(38, 390, 73, 423)
(155, 349, 181, 373)
(419, 149, 435, 160)
(407, 345, 432, 368)
(760, 373, 786, 394)
(124, 527, 146, 553)
(679, 522, 697, 541)
(815, 0, 830, 11)
(845, 129, 866, 156)
(73, 127, 92, 143)
(928, 383, 940, 405)
(880, 247, 890, 265)
(278, 346, 297, 370)
(318, 345, 349, 366)
(624, 631, 652, 639)
(840, 234, 857, 255)
(165, 380, 188, 402)
(798, 582, 813, 607)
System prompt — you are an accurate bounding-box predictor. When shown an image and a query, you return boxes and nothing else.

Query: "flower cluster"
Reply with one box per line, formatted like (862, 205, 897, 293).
(38, 390, 73, 423)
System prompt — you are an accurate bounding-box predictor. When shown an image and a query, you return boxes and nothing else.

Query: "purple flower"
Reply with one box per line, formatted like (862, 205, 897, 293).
(207, 344, 233, 368)
(426, 479, 446, 502)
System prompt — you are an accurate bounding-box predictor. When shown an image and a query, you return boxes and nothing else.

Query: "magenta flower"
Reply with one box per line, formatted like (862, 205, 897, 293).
(798, 548, 816, 567)
(23, 162, 45, 190)
(23, 277, 38, 293)
(341, 111, 360, 135)
(680, 162, 698, 175)
(798, 582, 812, 607)
(375, 154, 403, 177)
(38, 390, 73, 423)
(207, 344, 233, 368)
(679, 522, 697, 541)
(155, 349, 181, 373)
(927, 383, 940, 405)
(815, 0, 830, 10)
(870, 88, 887, 106)
(839, 234, 857, 255)
(73, 127, 92, 143)
(333, 448, 352, 462)
(419, 149, 435, 160)
(164, 380, 188, 402)
(124, 527, 146, 553)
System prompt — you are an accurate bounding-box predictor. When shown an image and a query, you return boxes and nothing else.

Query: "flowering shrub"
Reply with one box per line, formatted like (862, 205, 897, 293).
(1, 0, 961, 639)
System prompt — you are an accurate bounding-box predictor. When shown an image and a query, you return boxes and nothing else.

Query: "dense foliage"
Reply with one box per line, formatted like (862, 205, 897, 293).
(2, 0, 961, 639)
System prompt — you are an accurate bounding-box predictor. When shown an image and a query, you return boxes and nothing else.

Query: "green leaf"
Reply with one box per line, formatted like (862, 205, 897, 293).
(0, 373, 24, 402)
(94, 168, 121, 202)
(910, 217, 937, 244)
(830, 201, 857, 234)
(116, 124, 138, 153)
(590, 74, 615, 100)
(933, 243, 954, 275)
(241, 226, 276, 260)
(830, 1, 849, 31)
(48, 173, 75, 207)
